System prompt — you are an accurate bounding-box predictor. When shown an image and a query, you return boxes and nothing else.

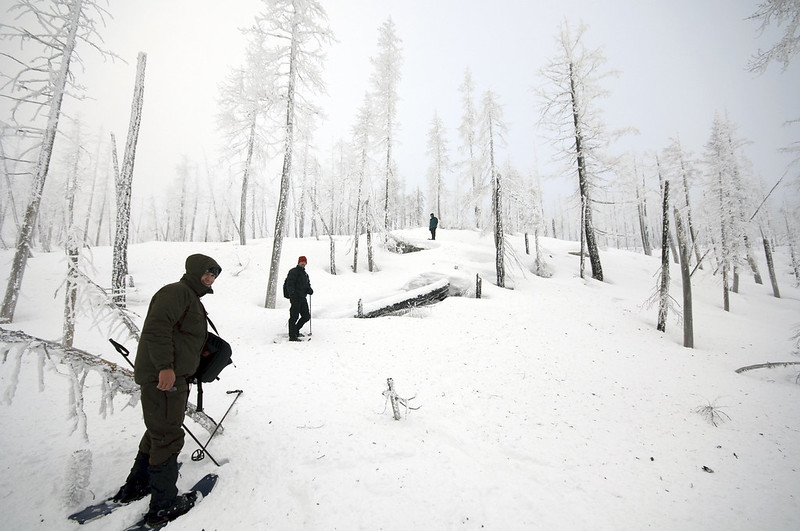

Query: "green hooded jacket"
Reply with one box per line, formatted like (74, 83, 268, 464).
(134, 254, 221, 386)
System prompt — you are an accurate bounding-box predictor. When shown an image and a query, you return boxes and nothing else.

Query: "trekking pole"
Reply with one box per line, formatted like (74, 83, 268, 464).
(191, 389, 243, 462)
(108, 338, 223, 467)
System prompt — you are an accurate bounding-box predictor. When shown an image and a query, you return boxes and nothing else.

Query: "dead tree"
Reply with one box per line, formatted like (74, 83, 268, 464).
(762, 233, 781, 298)
(656, 178, 671, 332)
(112, 52, 146, 306)
(674, 207, 694, 348)
(0, 327, 218, 433)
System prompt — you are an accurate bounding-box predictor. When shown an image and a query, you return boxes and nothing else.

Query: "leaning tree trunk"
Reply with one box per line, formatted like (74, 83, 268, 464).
(0, 0, 83, 323)
(743, 234, 763, 285)
(112, 52, 146, 307)
(674, 207, 694, 348)
(93, 166, 110, 246)
(570, 62, 602, 281)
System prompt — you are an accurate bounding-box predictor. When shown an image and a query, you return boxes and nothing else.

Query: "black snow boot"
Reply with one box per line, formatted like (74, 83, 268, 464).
(145, 453, 194, 525)
(112, 451, 150, 503)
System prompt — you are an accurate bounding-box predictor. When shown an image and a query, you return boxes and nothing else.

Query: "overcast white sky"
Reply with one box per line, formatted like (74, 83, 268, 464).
(5, 0, 799, 208)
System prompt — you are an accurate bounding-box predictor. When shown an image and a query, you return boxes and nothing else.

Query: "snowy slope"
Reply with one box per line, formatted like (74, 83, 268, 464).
(1, 229, 799, 530)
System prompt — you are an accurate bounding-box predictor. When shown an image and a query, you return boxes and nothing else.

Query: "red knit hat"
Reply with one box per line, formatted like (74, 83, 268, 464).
(298, 256, 307, 264)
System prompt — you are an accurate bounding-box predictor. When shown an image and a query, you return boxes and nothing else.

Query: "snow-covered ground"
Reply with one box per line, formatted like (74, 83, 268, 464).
(1, 228, 799, 530)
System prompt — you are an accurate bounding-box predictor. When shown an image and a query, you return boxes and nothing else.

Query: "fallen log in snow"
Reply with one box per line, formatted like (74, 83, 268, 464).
(734, 361, 800, 373)
(356, 279, 449, 318)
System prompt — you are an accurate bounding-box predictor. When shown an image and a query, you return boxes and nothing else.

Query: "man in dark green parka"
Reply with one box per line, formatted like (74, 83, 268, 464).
(113, 254, 221, 526)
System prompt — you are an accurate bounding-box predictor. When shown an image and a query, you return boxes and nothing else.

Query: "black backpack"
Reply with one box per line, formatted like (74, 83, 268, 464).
(194, 331, 232, 383)
(283, 276, 291, 299)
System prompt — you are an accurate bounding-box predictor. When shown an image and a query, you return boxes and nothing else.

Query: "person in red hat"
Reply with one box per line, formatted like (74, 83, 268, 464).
(283, 256, 313, 341)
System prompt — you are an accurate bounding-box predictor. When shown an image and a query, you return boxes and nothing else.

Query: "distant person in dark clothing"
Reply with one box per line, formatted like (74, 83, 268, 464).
(113, 254, 221, 526)
(285, 256, 313, 341)
(429, 213, 439, 240)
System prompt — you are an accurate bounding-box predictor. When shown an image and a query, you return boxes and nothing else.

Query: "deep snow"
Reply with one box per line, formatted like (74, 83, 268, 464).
(1, 228, 799, 530)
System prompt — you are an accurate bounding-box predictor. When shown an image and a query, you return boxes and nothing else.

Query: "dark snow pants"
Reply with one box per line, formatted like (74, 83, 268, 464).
(138, 380, 189, 466)
(289, 297, 310, 339)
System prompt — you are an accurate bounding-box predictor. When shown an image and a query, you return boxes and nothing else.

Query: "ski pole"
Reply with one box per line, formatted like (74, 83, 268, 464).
(108, 338, 222, 466)
(191, 389, 243, 462)
(184, 423, 221, 466)
(308, 295, 312, 336)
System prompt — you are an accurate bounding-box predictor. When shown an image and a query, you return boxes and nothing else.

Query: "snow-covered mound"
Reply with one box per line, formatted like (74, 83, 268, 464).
(1, 229, 799, 530)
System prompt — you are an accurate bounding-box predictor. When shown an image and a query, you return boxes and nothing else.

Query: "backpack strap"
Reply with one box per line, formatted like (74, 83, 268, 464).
(206, 314, 219, 335)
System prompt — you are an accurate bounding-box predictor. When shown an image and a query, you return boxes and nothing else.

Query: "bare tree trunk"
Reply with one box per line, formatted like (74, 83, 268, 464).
(0, 138, 22, 249)
(0, 0, 83, 323)
(674, 207, 694, 348)
(63, 137, 81, 348)
(488, 116, 505, 288)
(786, 214, 800, 283)
(93, 164, 110, 246)
(82, 135, 103, 246)
(265, 17, 299, 308)
(720, 191, 731, 311)
(204, 160, 223, 242)
(353, 173, 364, 273)
(656, 179, 670, 333)
(494, 167, 505, 288)
(239, 110, 257, 246)
(384, 136, 391, 237)
(762, 233, 781, 298)
(366, 199, 375, 272)
(743, 234, 763, 284)
(679, 154, 703, 269)
(580, 198, 586, 280)
(570, 62, 602, 281)
(112, 53, 146, 306)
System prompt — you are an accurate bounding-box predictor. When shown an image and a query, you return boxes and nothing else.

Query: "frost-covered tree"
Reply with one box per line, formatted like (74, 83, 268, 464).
(538, 21, 619, 282)
(458, 68, 483, 229)
(702, 113, 756, 311)
(351, 93, 374, 273)
(480, 90, 508, 288)
(748, 0, 800, 73)
(662, 137, 704, 268)
(62, 122, 83, 348)
(369, 17, 403, 235)
(748, 0, 800, 188)
(0, 0, 116, 323)
(426, 111, 450, 221)
(112, 52, 146, 306)
(257, 0, 332, 309)
(217, 28, 275, 246)
(0, 132, 24, 249)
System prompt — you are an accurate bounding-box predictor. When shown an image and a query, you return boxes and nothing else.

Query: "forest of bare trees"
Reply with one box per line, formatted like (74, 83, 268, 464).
(1, 0, 798, 342)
